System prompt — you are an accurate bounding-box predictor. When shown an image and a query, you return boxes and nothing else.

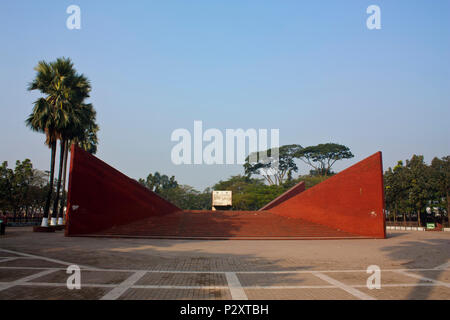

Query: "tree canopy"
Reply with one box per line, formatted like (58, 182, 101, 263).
(384, 155, 449, 226)
(244, 144, 303, 185)
(297, 143, 354, 176)
(0, 160, 49, 218)
(26, 57, 99, 224)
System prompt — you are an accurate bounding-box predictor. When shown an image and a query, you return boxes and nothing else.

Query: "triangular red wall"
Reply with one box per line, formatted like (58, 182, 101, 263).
(65, 145, 181, 236)
(266, 152, 386, 238)
(259, 181, 305, 211)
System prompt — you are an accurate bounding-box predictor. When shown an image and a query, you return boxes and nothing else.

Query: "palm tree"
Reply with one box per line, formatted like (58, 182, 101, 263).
(51, 75, 92, 225)
(26, 58, 94, 226)
(26, 98, 62, 226)
(26, 61, 66, 225)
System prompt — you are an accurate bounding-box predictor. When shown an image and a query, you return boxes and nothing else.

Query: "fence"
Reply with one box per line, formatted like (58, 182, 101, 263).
(386, 219, 450, 229)
(6, 216, 43, 226)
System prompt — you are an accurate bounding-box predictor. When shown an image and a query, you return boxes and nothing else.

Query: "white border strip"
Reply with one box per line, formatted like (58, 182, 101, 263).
(434, 261, 450, 270)
(0, 248, 93, 269)
(0, 269, 58, 292)
(101, 271, 147, 300)
(225, 272, 248, 300)
(0, 257, 19, 263)
(393, 270, 450, 288)
(312, 272, 375, 300)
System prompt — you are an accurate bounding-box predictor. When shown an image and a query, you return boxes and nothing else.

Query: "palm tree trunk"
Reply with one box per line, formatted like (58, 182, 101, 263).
(51, 140, 66, 225)
(417, 209, 421, 227)
(57, 141, 70, 224)
(42, 140, 57, 227)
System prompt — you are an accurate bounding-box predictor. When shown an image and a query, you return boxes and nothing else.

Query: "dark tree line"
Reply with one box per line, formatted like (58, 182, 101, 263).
(138, 172, 328, 211)
(138, 172, 211, 210)
(384, 155, 449, 226)
(0, 159, 51, 220)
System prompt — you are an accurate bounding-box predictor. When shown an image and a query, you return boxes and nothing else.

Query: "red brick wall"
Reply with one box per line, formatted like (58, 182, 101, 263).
(259, 181, 305, 211)
(266, 152, 386, 238)
(65, 145, 181, 236)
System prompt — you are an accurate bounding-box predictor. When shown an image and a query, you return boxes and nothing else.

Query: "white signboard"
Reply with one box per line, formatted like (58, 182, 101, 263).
(212, 191, 232, 207)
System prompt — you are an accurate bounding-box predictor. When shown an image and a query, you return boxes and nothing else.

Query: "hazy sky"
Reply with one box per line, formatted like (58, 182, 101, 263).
(0, 0, 449, 190)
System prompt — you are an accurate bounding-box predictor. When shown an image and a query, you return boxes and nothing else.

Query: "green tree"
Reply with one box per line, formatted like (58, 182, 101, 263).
(10, 160, 34, 218)
(297, 143, 354, 176)
(384, 161, 410, 223)
(244, 144, 303, 185)
(161, 185, 211, 210)
(213, 175, 265, 194)
(0, 160, 49, 220)
(212, 175, 285, 210)
(26, 57, 97, 226)
(284, 174, 329, 190)
(139, 172, 178, 193)
(430, 156, 450, 221)
(405, 155, 433, 227)
(0, 162, 14, 215)
(138, 172, 212, 210)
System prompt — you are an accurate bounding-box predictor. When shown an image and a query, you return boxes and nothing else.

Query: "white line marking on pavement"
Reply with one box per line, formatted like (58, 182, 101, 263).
(434, 261, 450, 270)
(225, 272, 248, 300)
(0, 269, 58, 292)
(0, 257, 19, 263)
(312, 272, 376, 300)
(352, 283, 444, 288)
(393, 270, 450, 288)
(0, 248, 93, 269)
(0, 267, 65, 271)
(0, 281, 447, 290)
(100, 271, 147, 300)
(0, 257, 40, 259)
(0, 251, 449, 275)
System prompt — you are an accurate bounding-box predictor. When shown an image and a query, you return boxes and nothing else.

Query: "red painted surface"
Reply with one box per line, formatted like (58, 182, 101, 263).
(266, 152, 386, 238)
(91, 210, 361, 239)
(65, 146, 385, 239)
(65, 145, 181, 236)
(259, 181, 305, 211)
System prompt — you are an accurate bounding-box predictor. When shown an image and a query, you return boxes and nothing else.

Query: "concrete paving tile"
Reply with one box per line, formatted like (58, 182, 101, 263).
(0, 285, 110, 300)
(119, 288, 231, 300)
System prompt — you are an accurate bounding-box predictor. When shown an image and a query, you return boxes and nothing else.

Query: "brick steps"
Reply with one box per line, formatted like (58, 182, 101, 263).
(88, 210, 362, 239)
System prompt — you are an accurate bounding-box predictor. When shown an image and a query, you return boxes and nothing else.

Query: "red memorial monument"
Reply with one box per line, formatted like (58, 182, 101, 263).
(65, 145, 386, 239)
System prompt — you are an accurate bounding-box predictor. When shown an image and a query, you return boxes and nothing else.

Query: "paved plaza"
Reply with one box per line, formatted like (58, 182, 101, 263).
(0, 227, 449, 300)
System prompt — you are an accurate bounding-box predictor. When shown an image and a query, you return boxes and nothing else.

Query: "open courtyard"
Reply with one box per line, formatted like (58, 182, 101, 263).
(0, 227, 449, 300)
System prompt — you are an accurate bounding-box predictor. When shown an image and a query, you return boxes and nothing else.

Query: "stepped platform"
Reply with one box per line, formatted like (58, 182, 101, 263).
(78, 210, 365, 240)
